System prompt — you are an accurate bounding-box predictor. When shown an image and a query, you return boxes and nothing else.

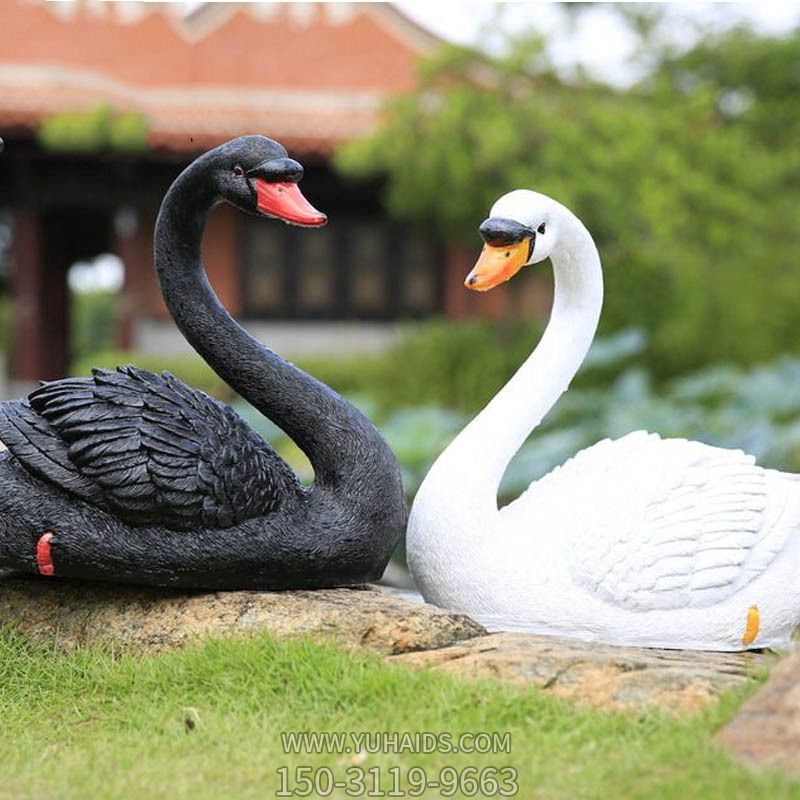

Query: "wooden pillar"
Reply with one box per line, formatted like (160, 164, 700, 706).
(113, 208, 152, 350)
(12, 208, 69, 382)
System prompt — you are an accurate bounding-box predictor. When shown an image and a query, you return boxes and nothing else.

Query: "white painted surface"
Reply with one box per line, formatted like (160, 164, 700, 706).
(407, 190, 800, 651)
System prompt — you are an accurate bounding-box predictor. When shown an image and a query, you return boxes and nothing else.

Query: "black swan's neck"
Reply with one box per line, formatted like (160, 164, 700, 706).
(153, 167, 382, 487)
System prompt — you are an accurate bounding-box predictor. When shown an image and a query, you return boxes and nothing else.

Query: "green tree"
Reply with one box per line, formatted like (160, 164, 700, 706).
(655, 28, 800, 148)
(336, 28, 800, 377)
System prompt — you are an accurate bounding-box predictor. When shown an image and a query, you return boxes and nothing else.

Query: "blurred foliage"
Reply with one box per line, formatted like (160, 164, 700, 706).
(297, 318, 544, 413)
(654, 27, 800, 148)
(336, 25, 800, 378)
(236, 330, 800, 502)
(297, 320, 646, 414)
(107, 112, 150, 153)
(39, 105, 148, 153)
(0, 295, 13, 361)
(70, 290, 117, 365)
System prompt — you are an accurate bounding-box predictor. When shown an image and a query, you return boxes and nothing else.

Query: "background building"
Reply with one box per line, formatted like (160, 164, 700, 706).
(0, 0, 499, 388)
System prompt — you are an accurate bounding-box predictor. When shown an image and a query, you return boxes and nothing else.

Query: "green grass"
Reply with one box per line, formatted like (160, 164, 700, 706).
(0, 629, 796, 800)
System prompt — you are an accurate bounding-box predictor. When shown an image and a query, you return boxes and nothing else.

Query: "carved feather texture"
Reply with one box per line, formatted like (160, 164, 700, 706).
(0, 366, 298, 530)
(514, 431, 795, 611)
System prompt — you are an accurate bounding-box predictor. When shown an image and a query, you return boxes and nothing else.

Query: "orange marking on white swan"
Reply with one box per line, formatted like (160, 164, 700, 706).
(742, 605, 760, 646)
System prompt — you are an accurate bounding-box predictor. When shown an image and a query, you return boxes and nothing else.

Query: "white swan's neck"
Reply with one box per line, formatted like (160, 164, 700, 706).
(431, 206, 603, 511)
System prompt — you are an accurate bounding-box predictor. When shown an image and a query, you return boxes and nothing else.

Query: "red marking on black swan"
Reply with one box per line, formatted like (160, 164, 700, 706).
(36, 532, 54, 576)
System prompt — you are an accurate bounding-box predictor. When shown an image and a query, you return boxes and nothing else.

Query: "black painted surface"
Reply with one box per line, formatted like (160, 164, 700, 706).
(478, 217, 536, 246)
(0, 136, 407, 589)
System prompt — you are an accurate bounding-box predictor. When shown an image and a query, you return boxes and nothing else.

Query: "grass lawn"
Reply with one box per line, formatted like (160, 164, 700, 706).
(0, 628, 797, 800)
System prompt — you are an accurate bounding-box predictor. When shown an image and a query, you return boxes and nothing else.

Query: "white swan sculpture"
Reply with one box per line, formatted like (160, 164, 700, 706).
(407, 189, 800, 651)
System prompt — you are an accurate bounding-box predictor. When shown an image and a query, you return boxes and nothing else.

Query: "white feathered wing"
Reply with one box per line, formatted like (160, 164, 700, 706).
(503, 431, 800, 612)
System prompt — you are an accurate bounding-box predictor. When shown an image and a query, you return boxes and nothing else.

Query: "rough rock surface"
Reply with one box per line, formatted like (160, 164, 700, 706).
(0, 576, 484, 654)
(716, 645, 800, 776)
(390, 632, 776, 712)
(0, 576, 778, 712)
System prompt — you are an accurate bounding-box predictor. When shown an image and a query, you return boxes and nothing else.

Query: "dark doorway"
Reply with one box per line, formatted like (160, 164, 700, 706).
(13, 208, 111, 382)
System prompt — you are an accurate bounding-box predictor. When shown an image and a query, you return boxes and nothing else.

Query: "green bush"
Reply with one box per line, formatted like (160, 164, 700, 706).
(0, 294, 13, 360)
(296, 321, 645, 414)
(294, 318, 544, 414)
(39, 105, 148, 153)
(70, 290, 117, 365)
(38, 106, 112, 153)
(108, 112, 149, 153)
(291, 351, 385, 403)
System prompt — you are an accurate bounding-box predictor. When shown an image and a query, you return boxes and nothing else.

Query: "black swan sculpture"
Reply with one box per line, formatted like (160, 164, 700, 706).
(0, 136, 406, 589)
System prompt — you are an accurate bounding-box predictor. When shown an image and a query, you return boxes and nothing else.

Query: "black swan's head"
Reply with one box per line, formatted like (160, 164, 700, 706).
(196, 135, 327, 227)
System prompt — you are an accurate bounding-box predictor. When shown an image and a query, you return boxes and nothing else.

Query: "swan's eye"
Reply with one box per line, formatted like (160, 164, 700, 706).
(537, 223, 546, 235)
(233, 165, 244, 177)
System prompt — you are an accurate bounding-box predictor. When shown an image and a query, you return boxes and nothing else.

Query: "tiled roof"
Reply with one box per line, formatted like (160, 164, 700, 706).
(0, 1, 439, 154)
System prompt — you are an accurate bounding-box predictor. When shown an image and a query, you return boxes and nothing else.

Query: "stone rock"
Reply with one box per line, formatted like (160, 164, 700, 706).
(0, 576, 484, 655)
(1, 575, 779, 713)
(390, 632, 776, 712)
(716, 645, 800, 777)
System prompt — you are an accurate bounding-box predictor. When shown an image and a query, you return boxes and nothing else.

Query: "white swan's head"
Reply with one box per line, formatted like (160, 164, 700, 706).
(465, 190, 560, 291)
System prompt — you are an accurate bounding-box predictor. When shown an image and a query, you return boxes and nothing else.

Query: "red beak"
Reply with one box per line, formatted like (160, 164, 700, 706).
(255, 179, 327, 227)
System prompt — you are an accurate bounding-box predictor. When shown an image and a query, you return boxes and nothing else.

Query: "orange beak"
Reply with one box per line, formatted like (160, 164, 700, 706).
(464, 239, 532, 292)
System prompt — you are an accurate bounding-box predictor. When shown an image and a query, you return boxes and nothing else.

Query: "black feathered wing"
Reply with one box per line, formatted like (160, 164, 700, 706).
(0, 366, 299, 530)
